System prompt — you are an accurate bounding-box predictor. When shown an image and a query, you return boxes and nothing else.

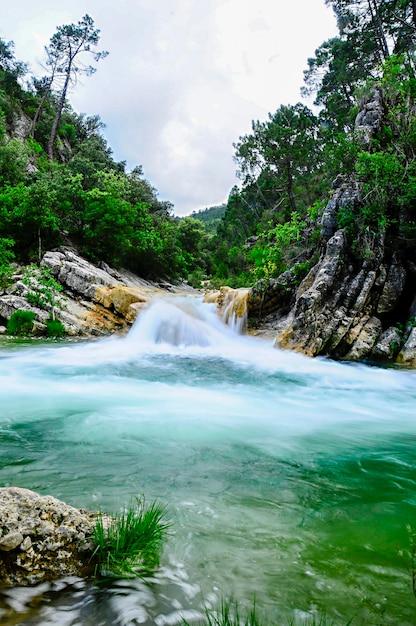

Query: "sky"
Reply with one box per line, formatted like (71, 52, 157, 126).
(1, 1, 337, 216)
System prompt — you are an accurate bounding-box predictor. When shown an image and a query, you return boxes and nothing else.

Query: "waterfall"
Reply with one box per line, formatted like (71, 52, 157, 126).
(1, 293, 416, 624)
(127, 296, 239, 347)
(204, 287, 250, 334)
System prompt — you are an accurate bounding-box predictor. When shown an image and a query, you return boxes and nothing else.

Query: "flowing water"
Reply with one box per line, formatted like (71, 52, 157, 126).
(0, 296, 416, 625)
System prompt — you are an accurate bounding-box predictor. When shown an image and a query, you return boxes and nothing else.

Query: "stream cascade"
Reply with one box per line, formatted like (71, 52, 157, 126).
(0, 295, 415, 625)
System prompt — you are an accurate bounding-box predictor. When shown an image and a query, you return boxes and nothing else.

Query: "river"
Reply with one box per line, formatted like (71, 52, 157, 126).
(0, 296, 415, 625)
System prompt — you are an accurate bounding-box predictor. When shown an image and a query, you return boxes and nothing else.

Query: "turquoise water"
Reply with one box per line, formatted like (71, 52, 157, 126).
(0, 297, 415, 625)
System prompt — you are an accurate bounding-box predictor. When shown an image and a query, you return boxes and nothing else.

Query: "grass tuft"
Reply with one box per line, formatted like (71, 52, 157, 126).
(181, 598, 354, 626)
(92, 496, 171, 579)
(182, 597, 265, 626)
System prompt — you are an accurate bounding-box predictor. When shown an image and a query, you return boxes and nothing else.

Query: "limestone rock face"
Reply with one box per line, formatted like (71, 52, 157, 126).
(376, 253, 406, 314)
(397, 328, 416, 367)
(245, 86, 416, 365)
(0, 488, 95, 586)
(354, 87, 384, 149)
(249, 271, 297, 320)
(42, 249, 119, 299)
(0, 248, 177, 336)
(372, 326, 402, 360)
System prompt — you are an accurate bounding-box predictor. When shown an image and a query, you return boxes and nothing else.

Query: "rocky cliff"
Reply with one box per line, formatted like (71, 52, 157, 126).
(248, 88, 416, 367)
(0, 248, 195, 337)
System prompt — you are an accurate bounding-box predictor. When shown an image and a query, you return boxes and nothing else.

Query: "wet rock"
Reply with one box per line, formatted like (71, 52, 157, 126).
(0, 487, 96, 587)
(397, 327, 416, 367)
(94, 285, 149, 321)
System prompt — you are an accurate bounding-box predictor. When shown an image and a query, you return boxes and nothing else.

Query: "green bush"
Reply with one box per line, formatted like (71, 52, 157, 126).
(7, 309, 35, 335)
(46, 318, 65, 337)
(92, 497, 171, 579)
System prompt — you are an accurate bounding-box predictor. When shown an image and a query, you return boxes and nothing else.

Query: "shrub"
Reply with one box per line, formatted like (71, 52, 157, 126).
(7, 309, 35, 335)
(46, 318, 65, 337)
(92, 497, 171, 579)
(22, 264, 65, 318)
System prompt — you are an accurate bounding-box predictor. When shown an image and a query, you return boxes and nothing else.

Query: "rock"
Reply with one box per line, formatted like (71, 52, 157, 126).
(397, 327, 416, 367)
(376, 253, 406, 314)
(321, 179, 360, 240)
(273, 230, 347, 356)
(372, 326, 402, 360)
(0, 248, 178, 337)
(354, 87, 384, 149)
(42, 250, 119, 299)
(94, 285, 149, 320)
(344, 316, 382, 360)
(248, 271, 297, 319)
(0, 532, 24, 552)
(0, 487, 95, 586)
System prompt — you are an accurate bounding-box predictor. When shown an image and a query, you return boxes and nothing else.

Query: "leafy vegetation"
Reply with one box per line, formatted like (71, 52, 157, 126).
(92, 497, 171, 579)
(6, 309, 35, 335)
(1, 3, 416, 295)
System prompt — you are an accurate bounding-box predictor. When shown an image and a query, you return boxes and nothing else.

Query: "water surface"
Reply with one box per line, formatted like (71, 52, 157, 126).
(0, 297, 415, 625)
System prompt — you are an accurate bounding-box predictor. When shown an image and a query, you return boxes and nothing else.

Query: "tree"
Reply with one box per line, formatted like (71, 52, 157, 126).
(234, 104, 323, 216)
(31, 46, 61, 137)
(0, 38, 27, 77)
(46, 15, 108, 161)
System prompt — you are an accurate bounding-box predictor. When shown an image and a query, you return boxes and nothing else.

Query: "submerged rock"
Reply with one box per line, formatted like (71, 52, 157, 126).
(0, 487, 95, 587)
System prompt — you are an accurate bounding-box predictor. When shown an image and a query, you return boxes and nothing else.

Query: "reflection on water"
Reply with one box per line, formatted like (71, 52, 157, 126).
(0, 297, 416, 625)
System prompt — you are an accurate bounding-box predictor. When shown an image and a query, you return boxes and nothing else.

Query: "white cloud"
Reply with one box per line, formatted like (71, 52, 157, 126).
(1, 0, 337, 214)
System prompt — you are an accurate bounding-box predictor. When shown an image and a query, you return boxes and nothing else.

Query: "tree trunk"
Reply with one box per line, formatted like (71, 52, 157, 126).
(367, 0, 390, 60)
(411, 0, 416, 28)
(47, 71, 70, 161)
(38, 226, 42, 263)
(31, 79, 53, 138)
(286, 162, 297, 213)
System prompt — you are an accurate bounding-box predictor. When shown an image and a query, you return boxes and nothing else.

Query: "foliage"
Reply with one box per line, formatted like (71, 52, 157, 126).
(0, 237, 14, 290)
(6, 309, 35, 335)
(250, 212, 307, 282)
(234, 103, 325, 217)
(22, 264, 64, 319)
(45, 14, 108, 160)
(46, 318, 65, 337)
(92, 497, 171, 579)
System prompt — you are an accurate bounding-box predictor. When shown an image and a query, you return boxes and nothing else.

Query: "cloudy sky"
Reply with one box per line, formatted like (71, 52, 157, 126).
(2, 1, 337, 215)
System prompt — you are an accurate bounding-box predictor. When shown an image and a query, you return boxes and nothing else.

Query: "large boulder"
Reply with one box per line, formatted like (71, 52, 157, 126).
(0, 249, 173, 336)
(0, 488, 95, 587)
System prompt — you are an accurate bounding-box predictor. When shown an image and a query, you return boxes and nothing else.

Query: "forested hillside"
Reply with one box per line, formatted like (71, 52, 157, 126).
(1, 2, 416, 298)
(0, 15, 210, 286)
(211, 0, 416, 289)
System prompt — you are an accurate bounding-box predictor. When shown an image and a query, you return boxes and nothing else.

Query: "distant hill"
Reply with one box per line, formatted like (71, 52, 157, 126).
(190, 204, 226, 235)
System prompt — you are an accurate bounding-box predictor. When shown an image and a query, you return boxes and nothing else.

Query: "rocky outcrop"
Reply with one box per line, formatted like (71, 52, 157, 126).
(246, 87, 416, 365)
(0, 248, 195, 337)
(0, 488, 95, 586)
(250, 228, 414, 362)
